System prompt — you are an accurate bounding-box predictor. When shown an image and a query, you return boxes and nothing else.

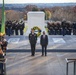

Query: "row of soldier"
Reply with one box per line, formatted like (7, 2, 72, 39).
(47, 21, 76, 36)
(0, 20, 25, 36)
(5, 20, 25, 36)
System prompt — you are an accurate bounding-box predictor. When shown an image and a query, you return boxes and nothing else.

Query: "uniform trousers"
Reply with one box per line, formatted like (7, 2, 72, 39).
(30, 44, 36, 56)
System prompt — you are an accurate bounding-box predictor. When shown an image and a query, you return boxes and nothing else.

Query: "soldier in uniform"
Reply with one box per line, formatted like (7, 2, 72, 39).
(50, 22, 53, 35)
(15, 21, 19, 35)
(7, 21, 12, 36)
(11, 21, 16, 35)
(47, 22, 51, 35)
(51, 22, 55, 35)
(72, 22, 76, 35)
(5, 21, 8, 35)
(52, 22, 55, 35)
(54, 22, 58, 35)
(19, 21, 25, 35)
(29, 29, 37, 56)
(57, 22, 62, 35)
(65, 22, 68, 35)
(61, 20, 66, 36)
(68, 23, 72, 35)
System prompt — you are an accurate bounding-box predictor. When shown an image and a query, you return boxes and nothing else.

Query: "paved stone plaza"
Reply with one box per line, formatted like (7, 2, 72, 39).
(6, 52, 76, 75)
(4, 35, 76, 75)
(5, 35, 76, 49)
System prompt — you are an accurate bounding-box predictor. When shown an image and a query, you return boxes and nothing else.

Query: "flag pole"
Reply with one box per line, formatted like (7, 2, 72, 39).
(0, 0, 5, 37)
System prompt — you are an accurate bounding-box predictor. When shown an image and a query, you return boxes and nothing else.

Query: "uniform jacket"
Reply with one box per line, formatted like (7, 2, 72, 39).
(62, 21, 66, 29)
(29, 33, 37, 44)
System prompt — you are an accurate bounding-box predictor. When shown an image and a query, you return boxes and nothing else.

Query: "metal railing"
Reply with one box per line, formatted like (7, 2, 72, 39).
(65, 58, 76, 75)
(0, 58, 6, 75)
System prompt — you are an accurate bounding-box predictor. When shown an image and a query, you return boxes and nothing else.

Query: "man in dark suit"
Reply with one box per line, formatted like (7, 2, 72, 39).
(29, 29, 37, 56)
(40, 31, 48, 56)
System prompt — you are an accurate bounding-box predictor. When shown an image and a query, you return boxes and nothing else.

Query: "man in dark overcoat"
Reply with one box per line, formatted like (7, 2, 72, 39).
(40, 31, 48, 56)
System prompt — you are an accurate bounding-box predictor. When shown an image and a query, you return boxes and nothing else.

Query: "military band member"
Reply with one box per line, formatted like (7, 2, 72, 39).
(29, 29, 37, 56)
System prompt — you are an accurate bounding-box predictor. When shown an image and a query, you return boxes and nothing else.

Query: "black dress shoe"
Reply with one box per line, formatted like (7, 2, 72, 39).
(31, 55, 35, 56)
(41, 55, 44, 56)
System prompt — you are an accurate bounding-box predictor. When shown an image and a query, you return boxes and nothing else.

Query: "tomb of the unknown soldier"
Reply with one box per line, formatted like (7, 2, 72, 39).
(0, 1, 76, 75)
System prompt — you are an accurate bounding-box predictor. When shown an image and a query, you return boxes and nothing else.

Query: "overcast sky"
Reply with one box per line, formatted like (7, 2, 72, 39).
(0, 0, 76, 4)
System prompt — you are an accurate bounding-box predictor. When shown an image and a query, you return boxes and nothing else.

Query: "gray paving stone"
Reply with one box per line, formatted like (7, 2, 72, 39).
(5, 52, 76, 75)
(5, 35, 76, 49)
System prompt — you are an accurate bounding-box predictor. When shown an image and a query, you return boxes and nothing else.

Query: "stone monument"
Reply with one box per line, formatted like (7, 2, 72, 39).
(25, 11, 46, 36)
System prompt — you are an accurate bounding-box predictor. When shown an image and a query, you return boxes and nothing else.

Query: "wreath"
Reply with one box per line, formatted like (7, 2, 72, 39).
(33, 26, 41, 37)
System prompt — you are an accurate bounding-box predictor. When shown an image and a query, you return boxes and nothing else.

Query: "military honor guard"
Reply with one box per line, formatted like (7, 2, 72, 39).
(19, 21, 25, 35)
